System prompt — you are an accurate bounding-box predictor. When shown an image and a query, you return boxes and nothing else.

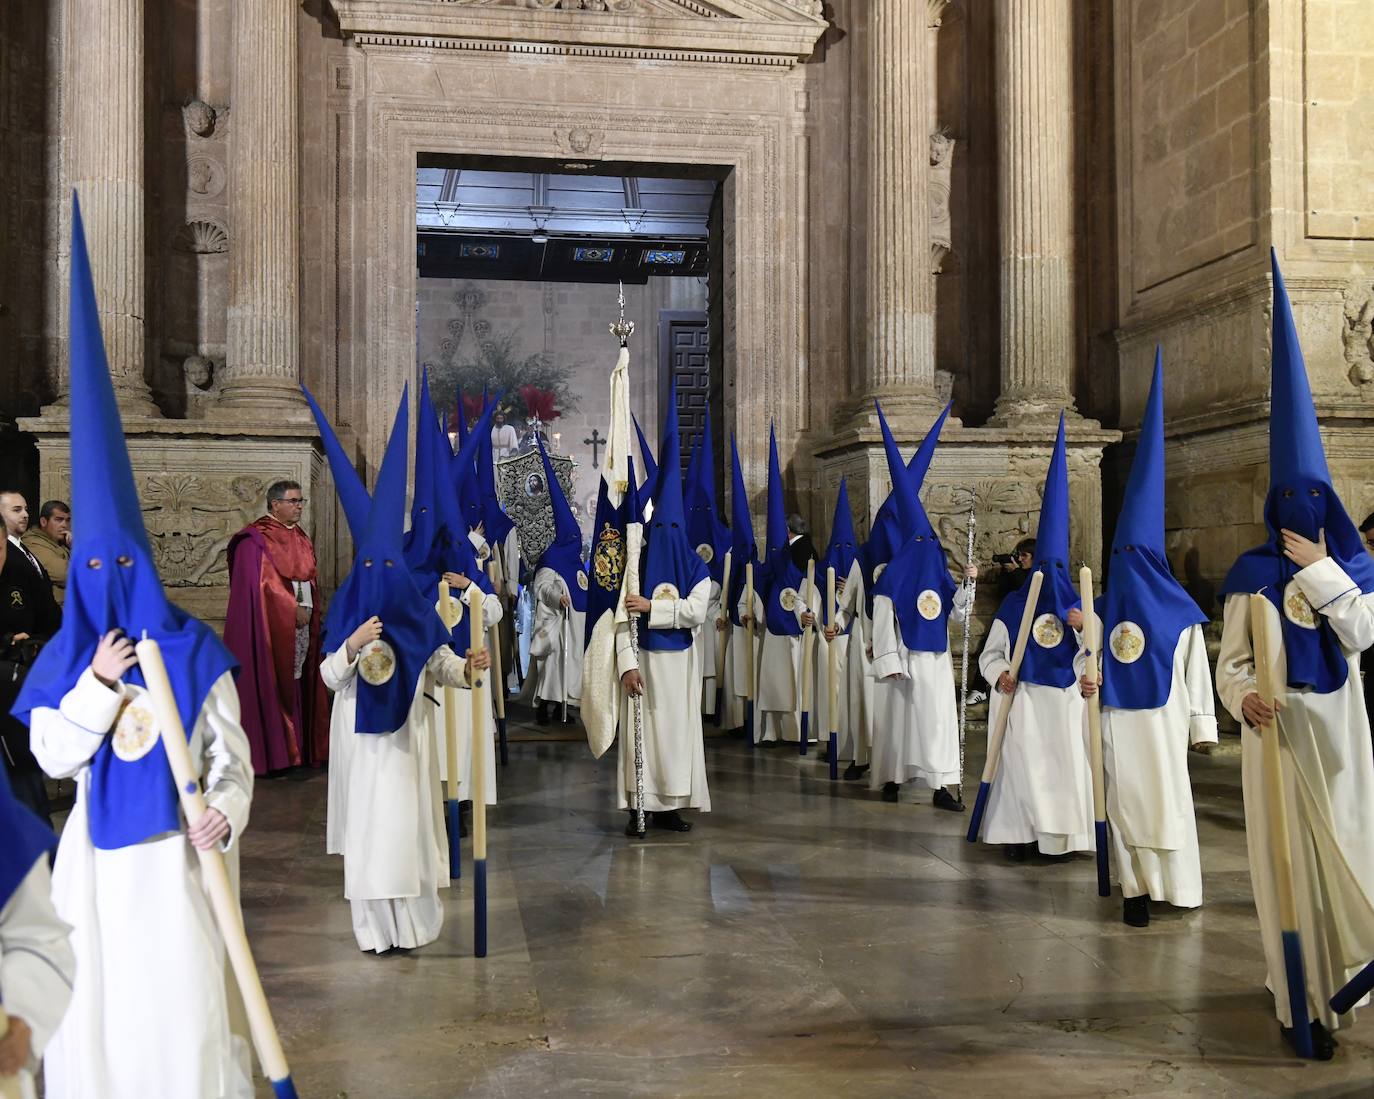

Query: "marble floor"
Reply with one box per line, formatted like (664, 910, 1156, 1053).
(242, 713, 1374, 1098)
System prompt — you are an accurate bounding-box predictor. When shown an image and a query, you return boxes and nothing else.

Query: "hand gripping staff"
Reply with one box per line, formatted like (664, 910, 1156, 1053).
(1250, 595, 1314, 1056)
(470, 593, 490, 958)
(1078, 567, 1111, 898)
(826, 566, 839, 781)
(744, 562, 756, 749)
(133, 638, 299, 1098)
(799, 558, 816, 756)
(966, 570, 1043, 843)
(486, 561, 509, 766)
(438, 580, 462, 881)
(0, 1007, 23, 1099)
(714, 552, 732, 728)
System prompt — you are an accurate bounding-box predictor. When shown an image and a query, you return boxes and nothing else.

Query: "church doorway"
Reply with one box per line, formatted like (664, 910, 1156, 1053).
(414, 155, 727, 540)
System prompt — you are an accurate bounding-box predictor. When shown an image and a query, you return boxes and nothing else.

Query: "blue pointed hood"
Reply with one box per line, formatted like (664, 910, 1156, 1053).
(633, 413, 658, 494)
(454, 387, 470, 449)
(1219, 250, 1374, 692)
(535, 436, 587, 611)
(686, 408, 730, 585)
(872, 405, 958, 652)
(727, 433, 758, 627)
(404, 367, 442, 576)
(761, 425, 804, 636)
(583, 457, 642, 650)
(1100, 349, 1206, 709)
(302, 384, 371, 545)
(822, 479, 858, 584)
(14, 195, 237, 850)
(994, 413, 1080, 687)
(641, 382, 709, 652)
(323, 387, 453, 735)
(476, 391, 515, 550)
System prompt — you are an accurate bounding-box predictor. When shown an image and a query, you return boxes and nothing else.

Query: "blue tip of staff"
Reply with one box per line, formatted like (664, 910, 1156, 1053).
(799, 713, 809, 755)
(270, 1077, 299, 1099)
(474, 858, 489, 958)
(497, 718, 509, 767)
(1282, 930, 1314, 1056)
(966, 782, 991, 843)
(1095, 821, 1111, 897)
(1331, 957, 1374, 1016)
(828, 733, 838, 781)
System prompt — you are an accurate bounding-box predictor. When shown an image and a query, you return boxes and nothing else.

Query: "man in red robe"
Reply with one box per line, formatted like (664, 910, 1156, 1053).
(224, 480, 331, 774)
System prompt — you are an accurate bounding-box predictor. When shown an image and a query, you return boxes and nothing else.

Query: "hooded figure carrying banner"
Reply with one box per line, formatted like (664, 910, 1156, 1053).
(312, 387, 487, 955)
(17, 198, 256, 1098)
(816, 478, 857, 755)
(868, 403, 976, 808)
(1078, 351, 1216, 928)
(529, 439, 587, 725)
(744, 428, 820, 746)
(1215, 252, 1374, 1059)
(977, 415, 1094, 859)
(616, 387, 712, 833)
(684, 410, 730, 719)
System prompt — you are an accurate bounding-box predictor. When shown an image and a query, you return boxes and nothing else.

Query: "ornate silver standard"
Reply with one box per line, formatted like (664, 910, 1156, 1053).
(957, 490, 977, 801)
(610, 284, 646, 837)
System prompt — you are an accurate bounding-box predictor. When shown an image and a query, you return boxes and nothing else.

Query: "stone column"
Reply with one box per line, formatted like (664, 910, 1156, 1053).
(991, 0, 1078, 424)
(218, 0, 303, 412)
(854, 0, 942, 425)
(64, 0, 158, 416)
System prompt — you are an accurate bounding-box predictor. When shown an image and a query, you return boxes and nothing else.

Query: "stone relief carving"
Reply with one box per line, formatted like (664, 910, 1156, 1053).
(929, 129, 955, 274)
(182, 100, 217, 138)
(1342, 284, 1374, 386)
(141, 473, 265, 586)
(187, 155, 226, 198)
(173, 219, 229, 255)
(555, 127, 606, 156)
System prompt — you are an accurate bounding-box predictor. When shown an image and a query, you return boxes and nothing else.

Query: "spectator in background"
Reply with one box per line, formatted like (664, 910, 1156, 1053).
(224, 480, 331, 775)
(1361, 512, 1374, 734)
(22, 500, 72, 606)
(0, 491, 46, 583)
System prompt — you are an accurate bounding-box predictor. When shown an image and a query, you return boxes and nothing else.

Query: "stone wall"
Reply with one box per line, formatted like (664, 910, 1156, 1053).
(415, 275, 705, 537)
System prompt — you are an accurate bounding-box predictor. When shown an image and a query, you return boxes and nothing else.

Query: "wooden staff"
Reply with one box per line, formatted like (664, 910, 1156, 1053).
(715, 552, 732, 727)
(0, 1007, 22, 1099)
(967, 570, 1043, 843)
(1251, 594, 1314, 1055)
(133, 638, 299, 1099)
(744, 561, 756, 748)
(826, 565, 839, 781)
(439, 580, 462, 881)
(486, 561, 509, 766)
(1078, 567, 1111, 898)
(799, 558, 816, 756)
(470, 592, 489, 958)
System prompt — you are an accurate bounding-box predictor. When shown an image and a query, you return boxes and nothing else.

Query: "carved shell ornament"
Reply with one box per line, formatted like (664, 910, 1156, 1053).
(175, 220, 228, 255)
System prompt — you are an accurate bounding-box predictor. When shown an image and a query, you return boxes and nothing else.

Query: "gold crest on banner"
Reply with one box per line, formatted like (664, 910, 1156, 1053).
(593, 523, 625, 593)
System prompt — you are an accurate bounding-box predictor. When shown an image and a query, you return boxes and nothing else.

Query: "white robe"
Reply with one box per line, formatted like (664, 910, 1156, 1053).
(531, 567, 585, 707)
(1085, 620, 1217, 907)
(616, 578, 712, 813)
(698, 578, 723, 716)
(869, 585, 970, 789)
(978, 620, 1094, 854)
(323, 643, 468, 953)
(434, 586, 504, 807)
(1, 859, 74, 1099)
(30, 669, 255, 1099)
(749, 584, 820, 744)
(834, 560, 874, 763)
(1216, 557, 1374, 1030)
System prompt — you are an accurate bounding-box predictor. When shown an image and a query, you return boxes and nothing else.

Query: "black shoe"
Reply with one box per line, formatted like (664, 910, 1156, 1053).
(881, 782, 900, 803)
(843, 763, 869, 781)
(536, 700, 550, 726)
(1004, 843, 1029, 863)
(652, 809, 693, 833)
(933, 788, 965, 813)
(624, 811, 646, 838)
(1123, 895, 1150, 927)
(1280, 1020, 1336, 1061)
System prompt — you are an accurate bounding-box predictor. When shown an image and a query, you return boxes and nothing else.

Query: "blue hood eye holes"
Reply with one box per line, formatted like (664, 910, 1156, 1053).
(87, 557, 103, 570)
(116, 555, 133, 567)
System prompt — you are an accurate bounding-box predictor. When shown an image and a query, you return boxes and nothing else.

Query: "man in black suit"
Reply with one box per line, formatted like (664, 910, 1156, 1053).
(1360, 514, 1374, 735)
(786, 513, 819, 571)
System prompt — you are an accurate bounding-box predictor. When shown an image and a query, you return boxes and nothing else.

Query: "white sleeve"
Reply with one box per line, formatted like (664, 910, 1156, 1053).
(1296, 557, 1374, 654)
(29, 668, 126, 780)
(871, 596, 904, 680)
(1182, 623, 1219, 746)
(646, 579, 711, 632)
(321, 642, 360, 692)
(0, 859, 74, 1071)
(1215, 594, 1256, 727)
(200, 672, 255, 851)
(979, 618, 1013, 686)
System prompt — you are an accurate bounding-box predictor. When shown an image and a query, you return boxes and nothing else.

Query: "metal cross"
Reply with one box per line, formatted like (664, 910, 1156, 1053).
(584, 428, 605, 468)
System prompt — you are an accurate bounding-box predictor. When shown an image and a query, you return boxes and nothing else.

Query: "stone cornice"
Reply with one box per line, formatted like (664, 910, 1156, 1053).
(329, 0, 827, 67)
